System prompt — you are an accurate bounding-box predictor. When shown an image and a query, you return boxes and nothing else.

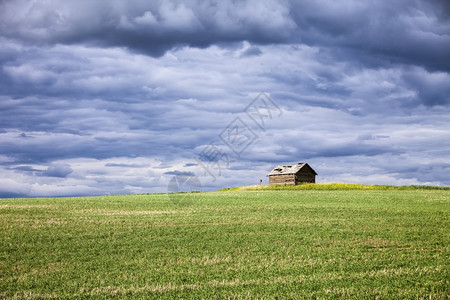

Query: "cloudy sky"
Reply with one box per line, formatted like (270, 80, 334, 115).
(1, 0, 449, 197)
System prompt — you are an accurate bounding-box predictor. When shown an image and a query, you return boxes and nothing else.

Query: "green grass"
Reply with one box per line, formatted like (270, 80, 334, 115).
(0, 189, 449, 298)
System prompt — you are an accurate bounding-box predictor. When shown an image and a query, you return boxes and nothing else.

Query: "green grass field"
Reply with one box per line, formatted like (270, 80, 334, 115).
(1, 186, 449, 298)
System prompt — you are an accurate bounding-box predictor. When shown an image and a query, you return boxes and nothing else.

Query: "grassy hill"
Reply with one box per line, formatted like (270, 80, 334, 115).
(219, 182, 450, 191)
(1, 186, 449, 298)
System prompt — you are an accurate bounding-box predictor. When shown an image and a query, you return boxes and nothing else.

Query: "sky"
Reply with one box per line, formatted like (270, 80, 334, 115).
(1, 0, 450, 198)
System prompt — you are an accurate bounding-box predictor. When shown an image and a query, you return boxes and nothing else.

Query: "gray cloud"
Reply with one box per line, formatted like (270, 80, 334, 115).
(1, 0, 448, 71)
(240, 46, 263, 58)
(8, 166, 40, 172)
(105, 163, 148, 168)
(164, 171, 195, 176)
(0, 0, 295, 56)
(402, 68, 450, 106)
(42, 164, 73, 178)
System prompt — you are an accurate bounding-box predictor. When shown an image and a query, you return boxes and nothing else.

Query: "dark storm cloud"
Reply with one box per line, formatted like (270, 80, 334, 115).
(0, 0, 295, 57)
(1, 0, 449, 71)
(291, 0, 450, 72)
(402, 68, 450, 106)
(41, 164, 73, 178)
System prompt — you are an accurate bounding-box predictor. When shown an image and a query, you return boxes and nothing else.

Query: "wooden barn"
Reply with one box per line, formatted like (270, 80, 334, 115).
(267, 163, 317, 185)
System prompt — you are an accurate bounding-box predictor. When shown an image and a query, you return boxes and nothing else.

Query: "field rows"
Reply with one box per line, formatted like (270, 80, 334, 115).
(1, 190, 449, 298)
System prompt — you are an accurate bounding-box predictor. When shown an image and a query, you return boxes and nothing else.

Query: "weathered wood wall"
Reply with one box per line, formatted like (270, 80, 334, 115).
(295, 174, 315, 183)
(269, 174, 296, 185)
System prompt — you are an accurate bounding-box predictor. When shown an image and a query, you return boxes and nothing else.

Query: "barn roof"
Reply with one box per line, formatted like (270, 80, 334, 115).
(267, 163, 317, 176)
